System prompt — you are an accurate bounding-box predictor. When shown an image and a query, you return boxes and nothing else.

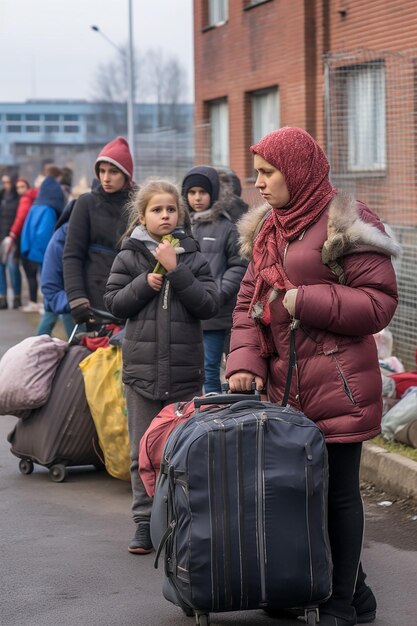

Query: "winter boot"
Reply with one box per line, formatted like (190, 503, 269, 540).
(352, 567, 377, 623)
(128, 521, 153, 554)
(0, 296, 7, 310)
(318, 614, 357, 626)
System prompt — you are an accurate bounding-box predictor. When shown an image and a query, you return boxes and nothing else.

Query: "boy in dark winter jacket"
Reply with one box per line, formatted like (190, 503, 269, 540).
(182, 165, 248, 393)
(104, 179, 219, 555)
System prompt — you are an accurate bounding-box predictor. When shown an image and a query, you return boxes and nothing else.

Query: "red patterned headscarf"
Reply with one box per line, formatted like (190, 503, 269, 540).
(249, 127, 337, 333)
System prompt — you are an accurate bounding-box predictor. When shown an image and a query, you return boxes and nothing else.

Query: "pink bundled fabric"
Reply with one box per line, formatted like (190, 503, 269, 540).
(0, 335, 68, 417)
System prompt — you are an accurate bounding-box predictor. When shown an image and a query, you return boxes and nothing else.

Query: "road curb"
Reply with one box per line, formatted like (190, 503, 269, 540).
(360, 442, 417, 501)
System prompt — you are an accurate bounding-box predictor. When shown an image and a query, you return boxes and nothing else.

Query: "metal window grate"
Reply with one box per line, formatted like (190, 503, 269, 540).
(325, 48, 417, 369)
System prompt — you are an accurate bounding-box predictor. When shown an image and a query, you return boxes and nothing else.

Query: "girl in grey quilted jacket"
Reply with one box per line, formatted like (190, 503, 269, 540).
(104, 179, 219, 555)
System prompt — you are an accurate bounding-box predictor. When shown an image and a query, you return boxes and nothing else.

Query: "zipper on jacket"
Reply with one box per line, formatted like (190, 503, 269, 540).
(332, 355, 356, 404)
(257, 412, 268, 606)
(283, 242, 289, 266)
(162, 280, 170, 310)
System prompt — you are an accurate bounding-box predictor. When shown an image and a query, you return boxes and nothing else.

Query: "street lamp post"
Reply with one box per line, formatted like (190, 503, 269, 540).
(126, 0, 135, 161)
(91, 0, 135, 163)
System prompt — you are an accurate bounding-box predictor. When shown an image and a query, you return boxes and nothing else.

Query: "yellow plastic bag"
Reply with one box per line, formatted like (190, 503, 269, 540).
(79, 347, 130, 481)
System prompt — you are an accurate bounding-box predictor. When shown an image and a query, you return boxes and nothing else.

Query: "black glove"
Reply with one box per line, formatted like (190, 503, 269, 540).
(70, 302, 94, 324)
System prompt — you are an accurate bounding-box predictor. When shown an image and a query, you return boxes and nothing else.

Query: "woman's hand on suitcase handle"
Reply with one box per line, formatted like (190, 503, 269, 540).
(228, 371, 264, 393)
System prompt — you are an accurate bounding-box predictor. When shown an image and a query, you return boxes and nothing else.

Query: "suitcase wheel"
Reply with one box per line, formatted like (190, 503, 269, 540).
(49, 464, 67, 483)
(18, 459, 34, 475)
(195, 613, 209, 625)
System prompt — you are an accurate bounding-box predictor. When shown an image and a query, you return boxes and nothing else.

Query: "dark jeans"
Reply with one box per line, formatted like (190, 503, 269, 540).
(203, 329, 228, 393)
(36, 311, 75, 338)
(21, 257, 40, 302)
(321, 442, 364, 621)
(0, 256, 21, 297)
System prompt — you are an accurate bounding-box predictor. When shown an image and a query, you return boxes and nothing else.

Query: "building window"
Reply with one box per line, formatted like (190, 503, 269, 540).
(63, 114, 79, 121)
(45, 114, 60, 121)
(209, 99, 229, 166)
(25, 114, 40, 121)
(208, 0, 228, 26)
(346, 63, 386, 171)
(251, 87, 279, 144)
(63, 125, 79, 133)
(45, 125, 60, 133)
(25, 126, 41, 133)
(7, 125, 21, 132)
(6, 114, 21, 121)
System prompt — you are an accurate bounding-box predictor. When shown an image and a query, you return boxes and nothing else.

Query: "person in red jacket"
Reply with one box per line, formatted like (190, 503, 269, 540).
(226, 127, 400, 626)
(10, 178, 39, 240)
(0, 178, 38, 309)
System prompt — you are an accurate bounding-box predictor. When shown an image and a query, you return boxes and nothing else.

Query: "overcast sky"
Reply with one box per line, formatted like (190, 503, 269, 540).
(0, 0, 194, 103)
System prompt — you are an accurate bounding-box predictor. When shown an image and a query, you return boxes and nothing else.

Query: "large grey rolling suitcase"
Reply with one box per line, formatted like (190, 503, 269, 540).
(151, 393, 332, 625)
(7, 345, 102, 482)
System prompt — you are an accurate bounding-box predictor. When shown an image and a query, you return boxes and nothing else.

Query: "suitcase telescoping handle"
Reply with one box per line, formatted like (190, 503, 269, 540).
(193, 382, 262, 411)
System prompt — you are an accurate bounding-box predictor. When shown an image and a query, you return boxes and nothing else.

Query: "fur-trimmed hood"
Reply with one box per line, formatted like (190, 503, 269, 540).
(238, 192, 401, 262)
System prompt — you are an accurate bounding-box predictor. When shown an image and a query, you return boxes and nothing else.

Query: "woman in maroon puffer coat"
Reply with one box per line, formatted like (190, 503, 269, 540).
(226, 127, 400, 626)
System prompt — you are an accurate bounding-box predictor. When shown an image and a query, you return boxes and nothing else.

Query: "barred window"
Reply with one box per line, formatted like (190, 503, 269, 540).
(209, 98, 229, 166)
(346, 63, 386, 171)
(251, 87, 279, 144)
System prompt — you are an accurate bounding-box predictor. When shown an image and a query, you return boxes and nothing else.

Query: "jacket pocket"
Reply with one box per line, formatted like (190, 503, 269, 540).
(331, 354, 356, 404)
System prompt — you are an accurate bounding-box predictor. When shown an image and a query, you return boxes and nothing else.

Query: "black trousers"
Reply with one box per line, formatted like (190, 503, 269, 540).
(322, 442, 364, 621)
(21, 258, 39, 303)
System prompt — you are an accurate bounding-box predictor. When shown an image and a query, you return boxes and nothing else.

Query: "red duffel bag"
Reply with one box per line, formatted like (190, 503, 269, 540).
(139, 398, 218, 497)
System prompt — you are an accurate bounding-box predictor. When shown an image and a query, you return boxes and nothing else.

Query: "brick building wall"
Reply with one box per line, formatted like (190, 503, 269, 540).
(194, 0, 314, 185)
(193, 0, 417, 194)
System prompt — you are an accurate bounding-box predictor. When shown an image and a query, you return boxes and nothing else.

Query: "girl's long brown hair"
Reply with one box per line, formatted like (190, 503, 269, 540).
(122, 178, 186, 239)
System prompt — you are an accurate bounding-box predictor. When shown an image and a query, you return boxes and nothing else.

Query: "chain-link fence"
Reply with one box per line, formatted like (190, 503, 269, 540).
(324, 48, 417, 368)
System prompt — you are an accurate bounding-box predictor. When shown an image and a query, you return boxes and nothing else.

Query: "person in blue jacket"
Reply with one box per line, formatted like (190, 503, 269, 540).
(36, 200, 76, 338)
(20, 174, 65, 312)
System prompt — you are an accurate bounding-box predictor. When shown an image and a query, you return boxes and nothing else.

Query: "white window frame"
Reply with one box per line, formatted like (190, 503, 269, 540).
(346, 63, 386, 171)
(251, 87, 279, 145)
(209, 99, 229, 167)
(207, 0, 228, 26)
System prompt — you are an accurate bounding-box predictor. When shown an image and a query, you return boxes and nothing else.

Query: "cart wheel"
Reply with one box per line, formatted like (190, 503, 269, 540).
(49, 464, 67, 482)
(195, 613, 209, 625)
(19, 459, 34, 475)
(306, 609, 318, 625)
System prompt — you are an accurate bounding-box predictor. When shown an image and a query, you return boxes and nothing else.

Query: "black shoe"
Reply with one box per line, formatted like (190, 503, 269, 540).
(352, 584, 377, 623)
(13, 296, 21, 309)
(128, 522, 153, 554)
(318, 614, 357, 626)
(0, 296, 7, 310)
